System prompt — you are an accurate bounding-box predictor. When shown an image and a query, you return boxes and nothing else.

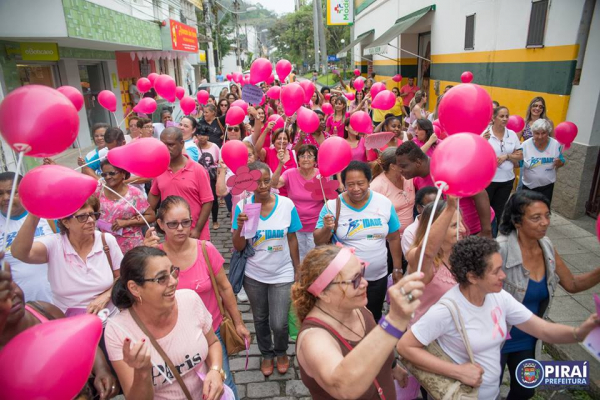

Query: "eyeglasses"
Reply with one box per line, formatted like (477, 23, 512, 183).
(143, 125, 154, 130)
(69, 212, 101, 223)
(532, 104, 544, 110)
(220, 103, 228, 107)
(142, 266, 180, 285)
(299, 154, 315, 160)
(227, 126, 240, 132)
(165, 219, 193, 229)
(100, 171, 120, 178)
(330, 264, 366, 290)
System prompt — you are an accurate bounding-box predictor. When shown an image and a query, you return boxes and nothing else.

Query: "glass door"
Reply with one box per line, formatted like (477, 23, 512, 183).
(79, 62, 111, 130)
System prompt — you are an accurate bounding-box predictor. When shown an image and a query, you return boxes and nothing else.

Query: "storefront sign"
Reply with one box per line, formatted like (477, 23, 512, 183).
(198, 50, 207, 65)
(327, 0, 354, 26)
(170, 20, 199, 53)
(188, 0, 203, 10)
(20, 42, 59, 61)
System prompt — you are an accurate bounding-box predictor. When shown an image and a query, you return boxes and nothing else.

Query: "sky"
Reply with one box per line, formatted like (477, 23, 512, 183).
(249, 0, 296, 15)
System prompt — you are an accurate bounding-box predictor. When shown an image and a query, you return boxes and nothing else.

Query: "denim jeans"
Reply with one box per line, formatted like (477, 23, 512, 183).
(243, 276, 292, 358)
(296, 231, 315, 262)
(215, 327, 239, 400)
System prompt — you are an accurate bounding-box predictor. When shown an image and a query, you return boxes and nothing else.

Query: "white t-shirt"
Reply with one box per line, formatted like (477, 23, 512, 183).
(521, 137, 564, 189)
(484, 128, 521, 182)
(401, 216, 420, 257)
(232, 194, 302, 284)
(316, 191, 401, 281)
(411, 285, 533, 400)
(0, 212, 53, 303)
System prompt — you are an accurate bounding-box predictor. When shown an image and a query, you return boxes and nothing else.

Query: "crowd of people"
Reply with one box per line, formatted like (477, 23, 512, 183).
(1, 73, 599, 400)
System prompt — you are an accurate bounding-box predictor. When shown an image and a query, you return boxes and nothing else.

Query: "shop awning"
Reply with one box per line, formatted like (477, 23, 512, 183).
(363, 5, 435, 56)
(336, 29, 375, 58)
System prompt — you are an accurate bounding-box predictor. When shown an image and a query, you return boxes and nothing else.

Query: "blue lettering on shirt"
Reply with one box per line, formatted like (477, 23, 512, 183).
(529, 156, 555, 168)
(252, 229, 285, 247)
(345, 218, 383, 238)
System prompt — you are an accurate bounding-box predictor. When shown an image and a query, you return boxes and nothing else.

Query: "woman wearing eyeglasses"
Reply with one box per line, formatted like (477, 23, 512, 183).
(94, 160, 155, 253)
(11, 196, 123, 316)
(523, 97, 552, 141)
(137, 118, 155, 139)
(143, 196, 249, 398)
(105, 246, 225, 400)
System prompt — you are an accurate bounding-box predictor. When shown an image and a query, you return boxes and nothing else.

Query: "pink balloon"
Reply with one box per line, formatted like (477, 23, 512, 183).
(438, 84, 493, 135)
(350, 111, 373, 134)
(432, 119, 442, 129)
(370, 82, 386, 99)
(250, 58, 273, 85)
(506, 115, 525, 133)
(226, 74, 232, 81)
(226, 106, 245, 126)
(133, 97, 157, 114)
(318, 136, 352, 177)
(431, 133, 496, 197)
(221, 140, 249, 173)
(266, 74, 275, 85)
(196, 90, 209, 105)
(98, 90, 117, 112)
(57, 86, 84, 111)
(433, 124, 442, 136)
(322, 103, 334, 115)
(175, 86, 185, 101)
(180, 96, 196, 115)
(392, 74, 402, 83)
(231, 100, 249, 114)
(371, 90, 396, 110)
(345, 93, 355, 101)
(19, 165, 98, 218)
(297, 107, 320, 133)
(0, 314, 102, 400)
(267, 114, 285, 131)
(136, 77, 152, 93)
(266, 86, 281, 100)
(554, 121, 578, 149)
(0, 85, 79, 157)
(280, 83, 305, 117)
(107, 137, 170, 178)
(154, 75, 176, 102)
(299, 80, 315, 104)
(233, 72, 243, 83)
(148, 72, 159, 85)
(461, 71, 474, 83)
(324, 93, 331, 101)
(353, 78, 365, 92)
(354, 69, 361, 76)
(276, 59, 292, 82)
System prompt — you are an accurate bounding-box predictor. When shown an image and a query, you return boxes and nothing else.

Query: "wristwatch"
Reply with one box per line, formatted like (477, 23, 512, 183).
(210, 365, 226, 382)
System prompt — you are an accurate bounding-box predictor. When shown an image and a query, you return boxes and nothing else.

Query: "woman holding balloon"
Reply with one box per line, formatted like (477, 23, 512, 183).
(343, 119, 368, 162)
(412, 119, 439, 157)
(326, 97, 349, 137)
(80, 123, 109, 178)
(256, 129, 298, 196)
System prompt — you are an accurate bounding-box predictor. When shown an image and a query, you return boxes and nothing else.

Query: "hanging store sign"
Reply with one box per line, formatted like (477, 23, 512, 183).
(169, 19, 199, 53)
(327, 0, 354, 26)
(20, 42, 59, 61)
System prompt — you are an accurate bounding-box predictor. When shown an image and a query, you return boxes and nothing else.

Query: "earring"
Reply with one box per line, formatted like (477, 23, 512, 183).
(138, 296, 143, 304)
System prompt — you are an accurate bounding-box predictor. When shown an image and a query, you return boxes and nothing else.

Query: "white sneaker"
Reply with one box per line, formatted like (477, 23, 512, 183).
(237, 287, 249, 302)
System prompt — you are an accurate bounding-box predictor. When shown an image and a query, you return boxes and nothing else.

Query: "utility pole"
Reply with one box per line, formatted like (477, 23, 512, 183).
(203, 0, 217, 82)
(234, 0, 242, 72)
(315, 0, 327, 75)
(312, 0, 320, 72)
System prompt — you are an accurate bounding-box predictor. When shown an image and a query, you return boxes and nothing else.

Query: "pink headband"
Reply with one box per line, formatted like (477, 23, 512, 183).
(307, 246, 355, 297)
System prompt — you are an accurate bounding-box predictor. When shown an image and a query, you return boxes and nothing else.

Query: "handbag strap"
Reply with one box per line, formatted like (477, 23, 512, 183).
(129, 307, 193, 400)
(304, 316, 386, 400)
(100, 233, 114, 272)
(201, 240, 227, 318)
(438, 299, 475, 364)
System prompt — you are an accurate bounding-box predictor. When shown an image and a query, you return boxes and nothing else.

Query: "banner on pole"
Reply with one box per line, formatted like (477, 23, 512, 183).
(326, 0, 354, 26)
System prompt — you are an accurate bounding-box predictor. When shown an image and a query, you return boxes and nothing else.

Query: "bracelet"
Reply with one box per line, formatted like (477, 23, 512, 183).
(378, 316, 405, 339)
(393, 268, 403, 273)
(573, 326, 582, 342)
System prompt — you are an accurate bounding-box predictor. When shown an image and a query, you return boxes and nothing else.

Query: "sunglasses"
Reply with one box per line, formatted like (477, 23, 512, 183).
(69, 212, 101, 223)
(100, 171, 120, 178)
(532, 104, 544, 110)
(227, 126, 240, 132)
(142, 266, 180, 285)
(220, 103, 228, 107)
(330, 264, 366, 290)
(165, 219, 192, 229)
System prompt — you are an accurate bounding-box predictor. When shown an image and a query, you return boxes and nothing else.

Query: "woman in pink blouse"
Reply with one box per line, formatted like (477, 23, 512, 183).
(343, 119, 367, 162)
(257, 129, 298, 196)
(326, 97, 349, 137)
(412, 119, 439, 157)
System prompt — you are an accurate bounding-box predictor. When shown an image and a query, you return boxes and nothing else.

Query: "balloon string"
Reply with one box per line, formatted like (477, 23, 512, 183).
(224, 125, 229, 143)
(456, 197, 461, 242)
(100, 182, 151, 229)
(318, 176, 333, 215)
(111, 112, 117, 127)
(74, 155, 108, 171)
(117, 110, 134, 129)
(0, 152, 25, 254)
(416, 184, 445, 274)
(75, 137, 83, 159)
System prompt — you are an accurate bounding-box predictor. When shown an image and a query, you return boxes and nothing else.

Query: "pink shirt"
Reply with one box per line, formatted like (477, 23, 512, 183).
(367, 139, 403, 162)
(105, 289, 212, 400)
(198, 142, 220, 164)
(265, 148, 298, 197)
(326, 113, 349, 137)
(150, 156, 214, 241)
(400, 84, 419, 106)
(349, 137, 367, 162)
(412, 138, 437, 157)
(162, 240, 224, 332)
(410, 263, 456, 325)
(293, 131, 331, 148)
(281, 168, 325, 232)
(370, 174, 415, 235)
(36, 231, 123, 313)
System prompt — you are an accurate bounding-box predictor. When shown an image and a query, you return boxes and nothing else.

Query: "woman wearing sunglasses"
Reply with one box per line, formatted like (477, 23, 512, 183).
(198, 104, 226, 147)
(143, 195, 249, 398)
(94, 160, 155, 253)
(292, 245, 425, 399)
(105, 246, 225, 400)
(11, 196, 123, 317)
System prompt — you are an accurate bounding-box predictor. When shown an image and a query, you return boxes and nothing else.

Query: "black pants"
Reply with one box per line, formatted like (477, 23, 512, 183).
(366, 276, 389, 321)
(209, 178, 219, 223)
(225, 193, 233, 213)
(500, 348, 536, 400)
(523, 183, 555, 205)
(486, 179, 514, 232)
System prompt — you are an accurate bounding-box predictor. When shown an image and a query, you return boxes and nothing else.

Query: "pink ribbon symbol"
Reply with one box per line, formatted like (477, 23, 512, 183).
(491, 306, 505, 339)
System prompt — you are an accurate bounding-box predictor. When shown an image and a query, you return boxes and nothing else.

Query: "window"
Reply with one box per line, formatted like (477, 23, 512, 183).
(465, 14, 475, 50)
(527, 0, 549, 47)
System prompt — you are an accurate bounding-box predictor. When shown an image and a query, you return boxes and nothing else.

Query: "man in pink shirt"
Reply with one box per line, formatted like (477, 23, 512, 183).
(149, 127, 214, 240)
(399, 77, 420, 115)
(395, 141, 493, 237)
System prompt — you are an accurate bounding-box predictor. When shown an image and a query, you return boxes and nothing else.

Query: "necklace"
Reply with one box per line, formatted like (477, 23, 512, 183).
(315, 305, 365, 339)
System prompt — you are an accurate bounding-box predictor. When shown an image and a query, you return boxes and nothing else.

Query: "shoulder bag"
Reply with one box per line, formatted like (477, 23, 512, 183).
(201, 241, 248, 355)
(401, 299, 479, 400)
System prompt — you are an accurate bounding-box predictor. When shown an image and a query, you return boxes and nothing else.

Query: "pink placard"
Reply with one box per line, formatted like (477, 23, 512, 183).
(241, 203, 261, 239)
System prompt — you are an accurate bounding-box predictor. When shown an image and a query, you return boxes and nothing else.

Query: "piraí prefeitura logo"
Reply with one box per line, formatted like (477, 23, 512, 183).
(516, 359, 589, 389)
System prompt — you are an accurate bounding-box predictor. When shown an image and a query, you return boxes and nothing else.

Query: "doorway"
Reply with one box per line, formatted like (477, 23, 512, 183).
(78, 62, 110, 130)
(417, 32, 431, 100)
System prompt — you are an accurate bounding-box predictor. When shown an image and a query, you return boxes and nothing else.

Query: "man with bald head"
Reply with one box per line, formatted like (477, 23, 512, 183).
(148, 127, 214, 240)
